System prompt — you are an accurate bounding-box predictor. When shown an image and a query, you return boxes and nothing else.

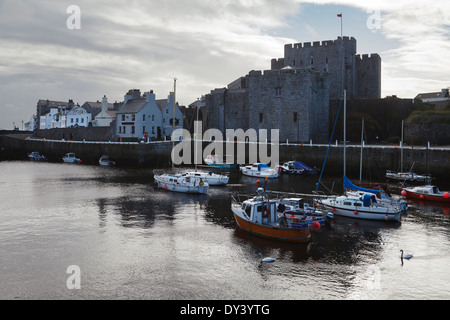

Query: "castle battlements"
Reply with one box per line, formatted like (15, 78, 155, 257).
(284, 37, 357, 50)
(355, 53, 381, 61)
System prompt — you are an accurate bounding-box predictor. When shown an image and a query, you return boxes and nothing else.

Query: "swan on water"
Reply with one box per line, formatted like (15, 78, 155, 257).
(400, 250, 413, 260)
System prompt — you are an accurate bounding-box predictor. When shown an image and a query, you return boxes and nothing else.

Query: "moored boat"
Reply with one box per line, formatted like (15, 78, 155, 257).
(277, 197, 334, 228)
(401, 185, 450, 203)
(240, 163, 278, 178)
(318, 192, 403, 221)
(28, 151, 47, 162)
(154, 173, 209, 194)
(99, 155, 116, 166)
(62, 153, 81, 164)
(231, 188, 311, 243)
(204, 154, 237, 169)
(277, 161, 317, 175)
(386, 170, 432, 184)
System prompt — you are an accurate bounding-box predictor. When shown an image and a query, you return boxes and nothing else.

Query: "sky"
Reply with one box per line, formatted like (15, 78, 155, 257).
(0, 0, 449, 130)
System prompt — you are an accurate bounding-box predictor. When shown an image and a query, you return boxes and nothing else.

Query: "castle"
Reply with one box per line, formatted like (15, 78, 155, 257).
(271, 36, 381, 99)
(204, 36, 381, 143)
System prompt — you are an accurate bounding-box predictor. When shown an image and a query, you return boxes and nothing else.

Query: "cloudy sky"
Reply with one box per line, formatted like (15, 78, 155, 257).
(1, 0, 449, 130)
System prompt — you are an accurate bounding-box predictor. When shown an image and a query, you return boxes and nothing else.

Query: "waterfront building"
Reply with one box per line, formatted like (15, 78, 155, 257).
(160, 92, 184, 140)
(24, 115, 37, 132)
(66, 105, 92, 128)
(90, 96, 117, 127)
(39, 105, 68, 129)
(415, 88, 450, 110)
(115, 89, 163, 140)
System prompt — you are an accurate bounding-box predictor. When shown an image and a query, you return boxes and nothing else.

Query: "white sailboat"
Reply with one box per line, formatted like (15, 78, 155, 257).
(240, 163, 279, 178)
(154, 173, 209, 194)
(318, 90, 403, 221)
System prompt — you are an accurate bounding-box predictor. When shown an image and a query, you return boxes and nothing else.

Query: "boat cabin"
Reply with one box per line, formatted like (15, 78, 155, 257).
(240, 196, 279, 225)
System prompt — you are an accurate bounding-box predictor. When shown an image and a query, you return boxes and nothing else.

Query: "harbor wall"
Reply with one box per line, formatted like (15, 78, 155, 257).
(1, 134, 449, 182)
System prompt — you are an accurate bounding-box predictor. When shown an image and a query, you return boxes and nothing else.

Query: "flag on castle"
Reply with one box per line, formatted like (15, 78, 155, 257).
(337, 13, 342, 17)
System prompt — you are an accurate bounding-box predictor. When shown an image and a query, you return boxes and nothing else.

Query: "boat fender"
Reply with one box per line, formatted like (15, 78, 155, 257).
(199, 180, 204, 186)
(312, 222, 321, 230)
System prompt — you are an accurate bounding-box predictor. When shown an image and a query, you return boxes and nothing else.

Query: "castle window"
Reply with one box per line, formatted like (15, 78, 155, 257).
(293, 112, 298, 123)
(293, 60, 296, 66)
(275, 87, 281, 96)
(311, 57, 314, 65)
(143, 114, 146, 121)
(326, 58, 328, 64)
(259, 113, 263, 123)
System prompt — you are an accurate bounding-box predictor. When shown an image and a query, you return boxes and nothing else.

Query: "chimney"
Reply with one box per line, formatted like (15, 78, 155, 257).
(102, 95, 108, 112)
(144, 90, 155, 103)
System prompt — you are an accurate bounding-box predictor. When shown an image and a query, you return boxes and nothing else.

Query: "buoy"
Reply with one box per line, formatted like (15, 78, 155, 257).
(443, 192, 450, 199)
(312, 221, 321, 229)
(401, 190, 407, 196)
(420, 195, 424, 199)
(354, 210, 358, 215)
(163, 185, 168, 190)
(256, 180, 261, 185)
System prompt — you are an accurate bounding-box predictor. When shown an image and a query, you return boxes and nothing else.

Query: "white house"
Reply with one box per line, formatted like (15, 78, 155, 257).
(39, 106, 68, 129)
(116, 89, 163, 140)
(24, 114, 37, 131)
(92, 95, 116, 127)
(161, 92, 184, 140)
(415, 88, 450, 109)
(66, 105, 91, 128)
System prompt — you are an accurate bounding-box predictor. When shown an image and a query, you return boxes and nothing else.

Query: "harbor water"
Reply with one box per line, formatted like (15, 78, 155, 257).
(1, 161, 450, 300)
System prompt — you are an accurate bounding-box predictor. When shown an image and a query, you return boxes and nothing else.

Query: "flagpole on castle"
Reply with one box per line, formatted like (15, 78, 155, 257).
(338, 13, 343, 37)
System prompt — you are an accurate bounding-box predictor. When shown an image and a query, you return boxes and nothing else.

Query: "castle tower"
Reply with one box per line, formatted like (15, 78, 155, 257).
(271, 37, 381, 99)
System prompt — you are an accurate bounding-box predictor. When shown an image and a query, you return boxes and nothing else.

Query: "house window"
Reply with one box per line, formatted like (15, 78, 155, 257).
(152, 126, 155, 134)
(81, 118, 84, 123)
(71, 118, 74, 123)
(76, 118, 79, 123)
(326, 58, 328, 64)
(293, 112, 298, 123)
(132, 114, 135, 121)
(131, 126, 135, 134)
(119, 126, 122, 134)
(259, 113, 263, 123)
(152, 114, 154, 121)
(123, 126, 126, 134)
(143, 114, 146, 121)
(122, 115, 125, 121)
(143, 126, 146, 134)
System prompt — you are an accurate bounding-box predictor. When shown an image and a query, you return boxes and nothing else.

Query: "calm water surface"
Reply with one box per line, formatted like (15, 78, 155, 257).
(1, 161, 450, 300)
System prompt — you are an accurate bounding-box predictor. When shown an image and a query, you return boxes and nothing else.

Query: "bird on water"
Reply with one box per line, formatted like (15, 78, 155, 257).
(259, 253, 276, 263)
(400, 250, 413, 260)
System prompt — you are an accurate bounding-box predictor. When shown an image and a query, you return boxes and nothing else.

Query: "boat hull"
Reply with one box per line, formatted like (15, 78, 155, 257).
(154, 176, 209, 194)
(321, 203, 401, 221)
(402, 190, 450, 203)
(232, 209, 310, 243)
(241, 170, 279, 179)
